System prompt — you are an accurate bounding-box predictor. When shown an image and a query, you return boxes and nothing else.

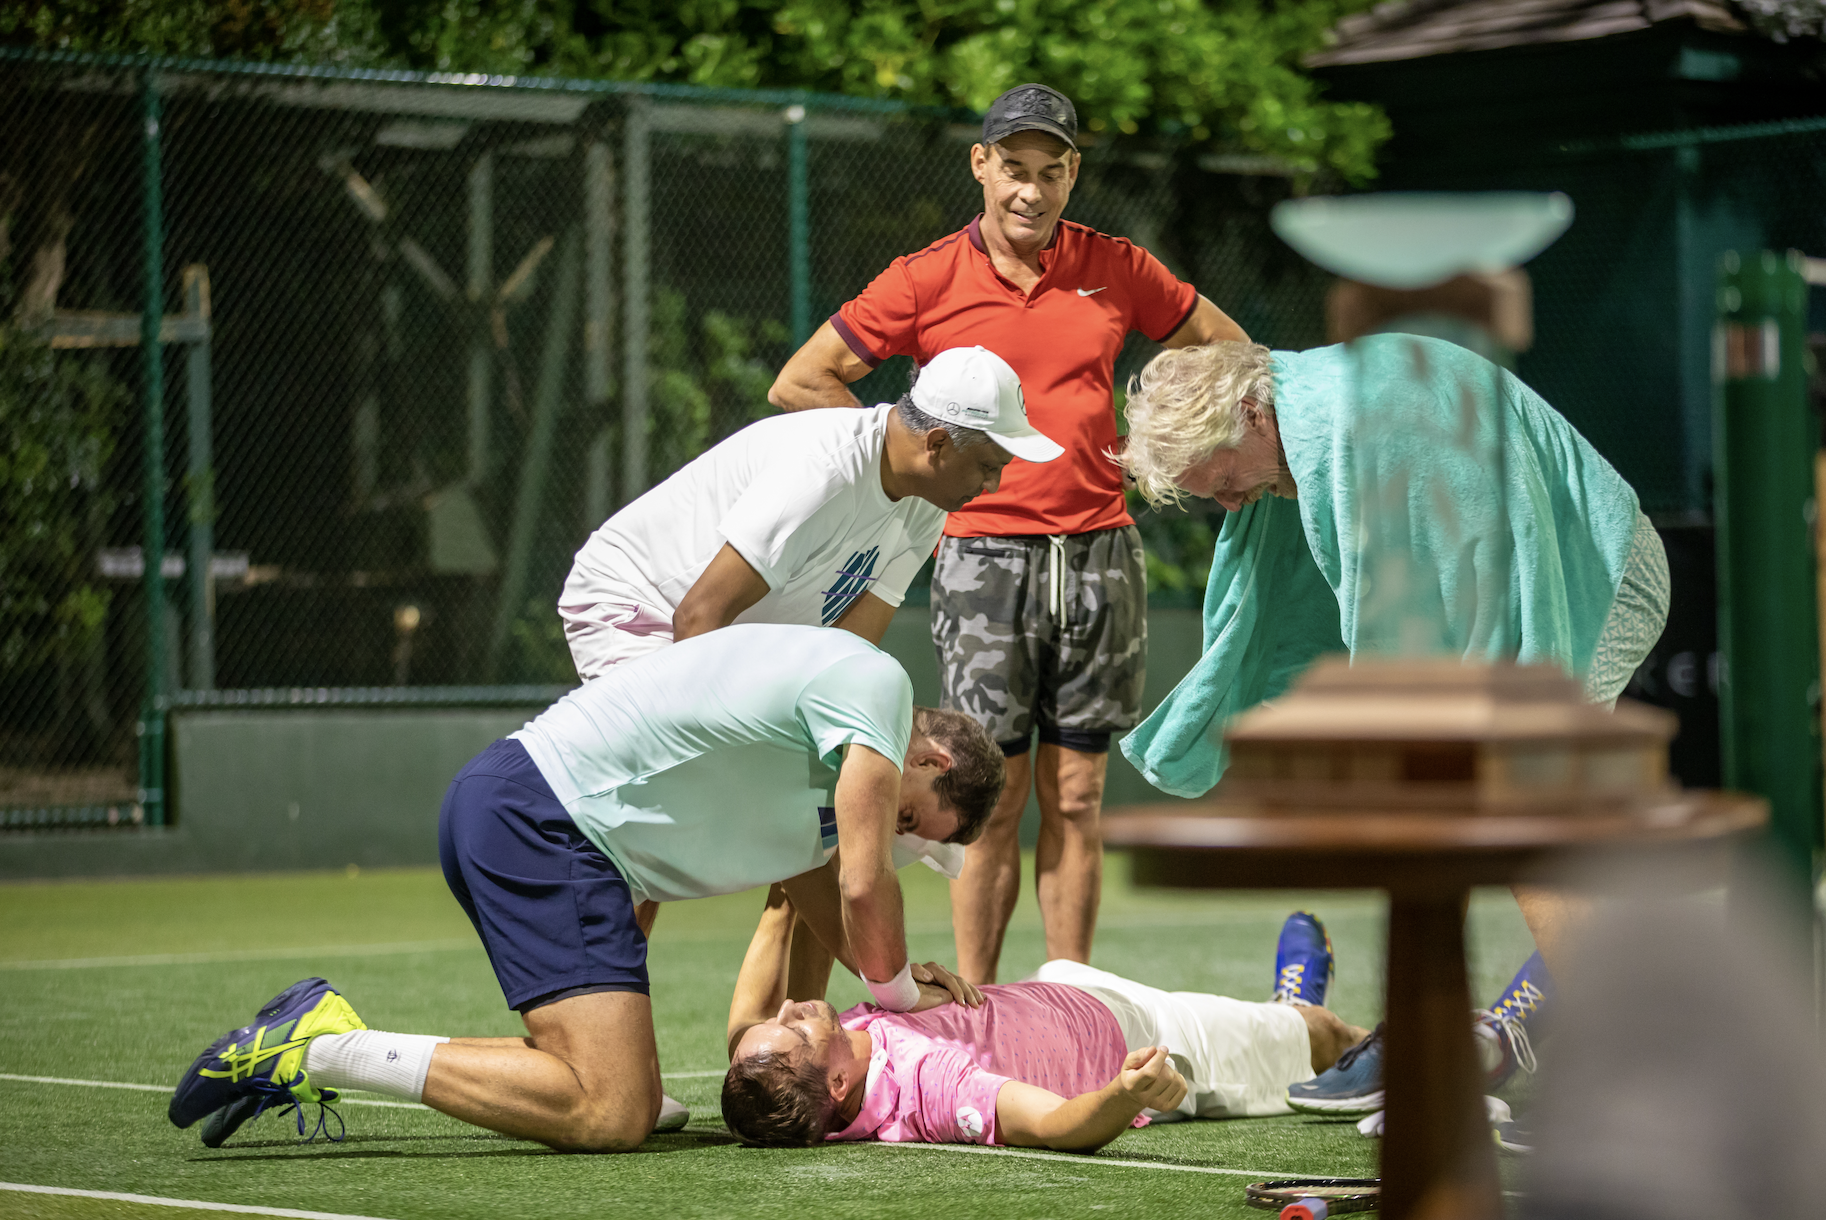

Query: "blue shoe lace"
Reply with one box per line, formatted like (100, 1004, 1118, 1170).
(238, 1076, 347, 1144)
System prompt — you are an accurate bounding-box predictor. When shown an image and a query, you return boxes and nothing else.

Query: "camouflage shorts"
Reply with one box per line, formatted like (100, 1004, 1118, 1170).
(930, 525, 1148, 754)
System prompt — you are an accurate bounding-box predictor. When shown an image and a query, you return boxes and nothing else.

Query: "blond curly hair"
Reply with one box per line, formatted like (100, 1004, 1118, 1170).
(1119, 340, 1276, 508)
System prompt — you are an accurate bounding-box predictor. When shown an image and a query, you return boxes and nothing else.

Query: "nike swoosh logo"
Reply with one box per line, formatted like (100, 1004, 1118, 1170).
(1076, 287, 1107, 296)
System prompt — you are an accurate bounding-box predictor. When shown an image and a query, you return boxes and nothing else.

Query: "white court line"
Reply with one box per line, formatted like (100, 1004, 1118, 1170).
(0, 939, 478, 971)
(0, 1182, 395, 1219)
(0, 1074, 423, 1110)
(868, 1140, 1329, 1178)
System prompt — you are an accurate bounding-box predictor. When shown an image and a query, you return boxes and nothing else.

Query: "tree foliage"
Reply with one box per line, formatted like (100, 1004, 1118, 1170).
(0, 0, 386, 63)
(4, 1, 1389, 180)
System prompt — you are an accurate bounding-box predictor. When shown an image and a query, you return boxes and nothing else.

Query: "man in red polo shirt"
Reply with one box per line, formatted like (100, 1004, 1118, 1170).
(768, 85, 1246, 984)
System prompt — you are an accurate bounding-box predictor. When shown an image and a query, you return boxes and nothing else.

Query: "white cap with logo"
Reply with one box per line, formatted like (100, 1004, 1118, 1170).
(910, 346, 1065, 464)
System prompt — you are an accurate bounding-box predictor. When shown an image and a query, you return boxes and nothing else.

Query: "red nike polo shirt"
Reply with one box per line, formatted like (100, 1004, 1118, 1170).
(832, 215, 1198, 538)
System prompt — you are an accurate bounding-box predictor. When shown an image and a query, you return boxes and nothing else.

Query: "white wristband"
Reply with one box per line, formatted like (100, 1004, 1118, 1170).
(865, 961, 920, 1012)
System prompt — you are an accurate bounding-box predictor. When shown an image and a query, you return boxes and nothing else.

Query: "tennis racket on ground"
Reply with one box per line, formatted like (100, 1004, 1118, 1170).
(1244, 1178, 1380, 1213)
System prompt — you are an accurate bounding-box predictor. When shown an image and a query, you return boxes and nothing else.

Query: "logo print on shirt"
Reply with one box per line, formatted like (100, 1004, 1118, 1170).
(1076, 287, 1107, 296)
(817, 805, 839, 851)
(956, 1105, 984, 1139)
(821, 546, 880, 625)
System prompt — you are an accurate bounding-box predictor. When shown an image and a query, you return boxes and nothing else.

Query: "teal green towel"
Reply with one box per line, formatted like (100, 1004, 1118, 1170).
(1121, 334, 1641, 799)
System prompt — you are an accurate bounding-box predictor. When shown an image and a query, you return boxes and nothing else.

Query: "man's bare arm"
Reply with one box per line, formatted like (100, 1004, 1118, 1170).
(832, 743, 909, 989)
(781, 856, 981, 1010)
(994, 1046, 1187, 1152)
(673, 543, 770, 641)
(1162, 294, 1248, 349)
(727, 884, 797, 1059)
(769, 322, 872, 412)
(780, 855, 858, 977)
(831, 590, 896, 646)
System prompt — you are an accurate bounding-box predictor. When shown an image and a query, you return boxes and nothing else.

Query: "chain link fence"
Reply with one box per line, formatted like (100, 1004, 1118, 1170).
(0, 50, 1329, 829)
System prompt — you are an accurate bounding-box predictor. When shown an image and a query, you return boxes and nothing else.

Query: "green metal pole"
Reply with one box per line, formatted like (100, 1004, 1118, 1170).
(1714, 248, 1821, 895)
(786, 102, 810, 347)
(138, 70, 167, 826)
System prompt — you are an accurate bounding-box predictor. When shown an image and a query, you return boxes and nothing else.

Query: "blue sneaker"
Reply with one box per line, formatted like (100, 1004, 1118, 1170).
(1287, 1023, 1384, 1115)
(170, 978, 365, 1139)
(1271, 912, 1334, 1007)
(1475, 951, 1550, 1088)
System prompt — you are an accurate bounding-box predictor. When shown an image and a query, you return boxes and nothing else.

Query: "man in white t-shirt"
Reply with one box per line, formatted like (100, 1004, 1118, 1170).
(169, 625, 1004, 1154)
(561, 346, 1063, 677)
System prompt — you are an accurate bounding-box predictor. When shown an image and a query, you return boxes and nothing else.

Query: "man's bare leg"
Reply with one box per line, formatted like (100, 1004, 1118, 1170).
(951, 750, 1032, 983)
(1511, 883, 1589, 976)
(1295, 1005, 1371, 1074)
(1033, 743, 1107, 966)
(420, 990, 661, 1152)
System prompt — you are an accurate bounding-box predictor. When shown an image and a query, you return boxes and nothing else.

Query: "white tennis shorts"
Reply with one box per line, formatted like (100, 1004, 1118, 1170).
(1026, 959, 1314, 1120)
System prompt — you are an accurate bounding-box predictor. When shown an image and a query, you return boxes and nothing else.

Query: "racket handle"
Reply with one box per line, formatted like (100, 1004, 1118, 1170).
(1279, 1201, 1329, 1220)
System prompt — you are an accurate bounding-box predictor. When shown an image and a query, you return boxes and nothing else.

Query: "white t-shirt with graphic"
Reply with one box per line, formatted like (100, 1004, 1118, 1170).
(560, 406, 946, 675)
(511, 624, 913, 904)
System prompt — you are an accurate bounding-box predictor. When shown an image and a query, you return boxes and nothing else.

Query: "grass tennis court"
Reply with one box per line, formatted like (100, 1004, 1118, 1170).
(1, 857, 1539, 1219)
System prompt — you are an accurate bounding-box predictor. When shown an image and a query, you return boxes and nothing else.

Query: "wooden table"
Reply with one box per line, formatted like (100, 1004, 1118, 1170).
(1103, 792, 1765, 1220)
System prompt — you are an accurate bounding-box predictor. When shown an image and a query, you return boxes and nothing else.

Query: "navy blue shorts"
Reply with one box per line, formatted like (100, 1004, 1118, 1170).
(438, 738, 648, 1011)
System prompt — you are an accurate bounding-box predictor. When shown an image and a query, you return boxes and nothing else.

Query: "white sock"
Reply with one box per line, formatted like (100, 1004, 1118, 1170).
(303, 1030, 448, 1102)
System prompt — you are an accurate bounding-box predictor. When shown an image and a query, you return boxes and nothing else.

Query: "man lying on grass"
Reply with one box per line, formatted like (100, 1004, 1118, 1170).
(721, 889, 1368, 1150)
(167, 624, 999, 1153)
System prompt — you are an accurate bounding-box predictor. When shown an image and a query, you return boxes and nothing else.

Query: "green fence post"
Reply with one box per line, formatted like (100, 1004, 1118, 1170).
(1714, 248, 1821, 896)
(786, 101, 810, 347)
(138, 69, 167, 825)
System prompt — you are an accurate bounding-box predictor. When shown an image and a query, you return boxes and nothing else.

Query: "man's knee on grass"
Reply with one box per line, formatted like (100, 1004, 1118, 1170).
(721, 1046, 839, 1147)
(545, 1090, 664, 1153)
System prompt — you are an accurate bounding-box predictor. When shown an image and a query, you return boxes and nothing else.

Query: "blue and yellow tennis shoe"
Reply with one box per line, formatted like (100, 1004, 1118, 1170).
(1474, 951, 1550, 1088)
(1271, 911, 1334, 1008)
(193, 979, 351, 1147)
(170, 978, 366, 1140)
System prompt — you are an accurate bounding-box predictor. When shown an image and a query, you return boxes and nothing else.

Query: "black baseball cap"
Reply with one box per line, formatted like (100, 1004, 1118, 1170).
(981, 84, 1077, 151)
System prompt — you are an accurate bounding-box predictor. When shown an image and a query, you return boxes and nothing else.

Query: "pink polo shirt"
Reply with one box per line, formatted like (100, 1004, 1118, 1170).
(825, 982, 1144, 1145)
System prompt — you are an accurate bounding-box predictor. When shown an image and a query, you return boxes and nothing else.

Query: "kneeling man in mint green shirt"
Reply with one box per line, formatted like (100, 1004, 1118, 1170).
(168, 625, 1001, 1154)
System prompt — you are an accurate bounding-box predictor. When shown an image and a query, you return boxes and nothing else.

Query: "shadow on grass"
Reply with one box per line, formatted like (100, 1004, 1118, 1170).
(192, 1128, 741, 1162)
